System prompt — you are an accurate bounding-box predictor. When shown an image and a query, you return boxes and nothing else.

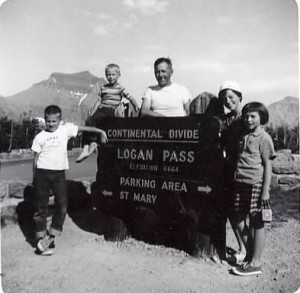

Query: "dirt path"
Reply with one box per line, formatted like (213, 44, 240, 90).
(1, 210, 300, 293)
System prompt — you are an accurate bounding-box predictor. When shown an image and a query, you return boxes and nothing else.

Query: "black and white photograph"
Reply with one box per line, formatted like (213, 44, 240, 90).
(0, 0, 299, 292)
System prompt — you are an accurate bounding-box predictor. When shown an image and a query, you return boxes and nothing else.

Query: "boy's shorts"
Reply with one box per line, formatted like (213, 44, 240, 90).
(232, 180, 262, 215)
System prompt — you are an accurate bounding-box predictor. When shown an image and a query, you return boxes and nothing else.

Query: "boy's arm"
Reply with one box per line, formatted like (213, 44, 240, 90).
(32, 152, 39, 184)
(129, 96, 139, 111)
(122, 89, 139, 111)
(129, 97, 139, 111)
(77, 126, 108, 143)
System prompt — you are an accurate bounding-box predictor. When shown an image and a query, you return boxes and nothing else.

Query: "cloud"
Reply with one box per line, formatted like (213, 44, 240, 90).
(121, 20, 136, 30)
(242, 76, 299, 106)
(122, 0, 169, 14)
(177, 59, 249, 74)
(123, 54, 154, 74)
(132, 65, 152, 74)
(80, 8, 137, 36)
(92, 26, 109, 36)
(247, 77, 299, 93)
(81, 9, 114, 20)
(145, 45, 168, 51)
(216, 16, 233, 25)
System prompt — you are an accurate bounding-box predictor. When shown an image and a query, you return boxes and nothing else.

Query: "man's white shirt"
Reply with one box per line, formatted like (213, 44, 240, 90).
(143, 82, 191, 116)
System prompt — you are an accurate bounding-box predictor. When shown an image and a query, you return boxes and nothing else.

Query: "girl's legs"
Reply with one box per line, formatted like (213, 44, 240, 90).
(231, 181, 265, 276)
(230, 213, 251, 260)
(249, 213, 265, 267)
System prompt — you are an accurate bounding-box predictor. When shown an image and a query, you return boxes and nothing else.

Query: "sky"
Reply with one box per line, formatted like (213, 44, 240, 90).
(0, 0, 298, 106)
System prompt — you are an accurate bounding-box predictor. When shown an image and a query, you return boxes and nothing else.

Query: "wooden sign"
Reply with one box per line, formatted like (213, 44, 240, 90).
(92, 116, 226, 255)
(93, 116, 224, 217)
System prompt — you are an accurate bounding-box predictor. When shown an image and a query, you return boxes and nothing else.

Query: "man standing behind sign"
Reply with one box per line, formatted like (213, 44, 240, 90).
(140, 57, 191, 117)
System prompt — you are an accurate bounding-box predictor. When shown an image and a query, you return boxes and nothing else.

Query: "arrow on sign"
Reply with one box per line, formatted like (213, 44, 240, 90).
(197, 185, 212, 194)
(102, 190, 113, 196)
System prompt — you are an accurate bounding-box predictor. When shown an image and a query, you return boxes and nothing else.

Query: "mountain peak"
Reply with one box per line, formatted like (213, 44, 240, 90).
(268, 96, 299, 127)
(47, 70, 100, 85)
(50, 70, 95, 79)
(282, 96, 298, 103)
(2, 70, 107, 123)
(33, 70, 106, 94)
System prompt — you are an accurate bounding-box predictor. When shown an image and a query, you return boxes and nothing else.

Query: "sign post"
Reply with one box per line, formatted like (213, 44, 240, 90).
(92, 116, 226, 257)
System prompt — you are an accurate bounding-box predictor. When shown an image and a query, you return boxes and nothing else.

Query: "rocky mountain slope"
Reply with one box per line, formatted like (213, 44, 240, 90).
(268, 96, 299, 127)
(0, 95, 10, 117)
(1, 72, 299, 127)
(1, 71, 106, 124)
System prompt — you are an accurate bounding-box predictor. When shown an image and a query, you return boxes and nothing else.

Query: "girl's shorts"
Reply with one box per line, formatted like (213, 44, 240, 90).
(231, 180, 262, 215)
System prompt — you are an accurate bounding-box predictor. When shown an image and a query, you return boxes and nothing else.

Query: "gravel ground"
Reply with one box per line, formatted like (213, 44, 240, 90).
(1, 199, 300, 293)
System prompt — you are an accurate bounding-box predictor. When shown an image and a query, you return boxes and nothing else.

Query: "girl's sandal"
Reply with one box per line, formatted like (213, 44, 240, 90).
(232, 262, 262, 276)
(227, 252, 246, 264)
(241, 261, 250, 269)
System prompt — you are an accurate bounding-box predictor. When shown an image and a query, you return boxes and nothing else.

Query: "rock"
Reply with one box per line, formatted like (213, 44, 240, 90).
(271, 174, 300, 193)
(0, 183, 9, 199)
(9, 182, 27, 198)
(190, 92, 223, 116)
(272, 149, 298, 174)
(1, 205, 19, 226)
(292, 154, 300, 175)
(271, 173, 300, 190)
(1, 198, 23, 226)
(278, 177, 300, 188)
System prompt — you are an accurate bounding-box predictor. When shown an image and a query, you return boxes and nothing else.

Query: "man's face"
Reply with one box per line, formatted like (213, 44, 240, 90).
(154, 62, 173, 87)
(44, 113, 61, 132)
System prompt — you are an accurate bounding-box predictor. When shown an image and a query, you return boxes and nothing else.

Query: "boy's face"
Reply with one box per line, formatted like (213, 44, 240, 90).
(105, 67, 120, 85)
(154, 62, 173, 87)
(243, 111, 261, 131)
(44, 113, 61, 132)
(220, 89, 241, 113)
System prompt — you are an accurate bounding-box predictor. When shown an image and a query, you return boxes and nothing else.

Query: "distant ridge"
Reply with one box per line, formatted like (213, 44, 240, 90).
(0, 96, 9, 117)
(1, 73, 298, 128)
(35, 71, 101, 92)
(2, 71, 106, 124)
(268, 96, 299, 127)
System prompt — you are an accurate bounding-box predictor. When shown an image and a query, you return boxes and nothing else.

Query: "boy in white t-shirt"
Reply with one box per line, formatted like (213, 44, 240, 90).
(31, 105, 107, 255)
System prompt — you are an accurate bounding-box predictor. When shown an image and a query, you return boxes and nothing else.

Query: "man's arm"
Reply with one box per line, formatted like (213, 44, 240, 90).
(183, 100, 190, 116)
(77, 126, 108, 143)
(140, 98, 164, 117)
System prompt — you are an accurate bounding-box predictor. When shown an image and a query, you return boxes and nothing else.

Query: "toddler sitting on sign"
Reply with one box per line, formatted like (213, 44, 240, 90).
(76, 63, 139, 163)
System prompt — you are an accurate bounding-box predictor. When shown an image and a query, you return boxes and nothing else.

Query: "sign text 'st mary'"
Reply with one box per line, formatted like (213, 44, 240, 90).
(95, 116, 223, 211)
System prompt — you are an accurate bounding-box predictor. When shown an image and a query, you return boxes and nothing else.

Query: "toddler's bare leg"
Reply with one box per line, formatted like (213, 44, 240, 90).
(88, 142, 98, 154)
(76, 144, 90, 163)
